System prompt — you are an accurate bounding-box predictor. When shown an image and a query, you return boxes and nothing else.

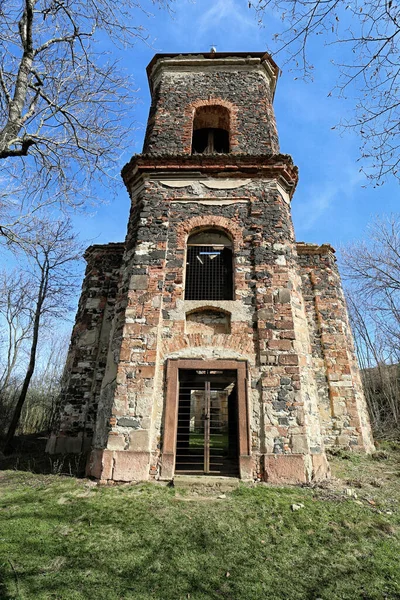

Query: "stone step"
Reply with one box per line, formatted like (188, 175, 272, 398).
(173, 475, 240, 493)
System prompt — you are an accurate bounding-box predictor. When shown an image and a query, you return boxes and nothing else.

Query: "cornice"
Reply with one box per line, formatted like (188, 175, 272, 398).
(121, 153, 299, 198)
(296, 242, 336, 256)
(146, 52, 279, 98)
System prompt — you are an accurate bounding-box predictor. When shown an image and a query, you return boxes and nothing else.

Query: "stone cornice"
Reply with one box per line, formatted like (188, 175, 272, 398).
(121, 153, 298, 198)
(146, 52, 279, 98)
(84, 242, 125, 262)
(296, 242, 336, 256)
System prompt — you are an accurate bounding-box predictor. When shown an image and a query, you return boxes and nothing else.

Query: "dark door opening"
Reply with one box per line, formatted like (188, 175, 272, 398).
(175, 369, 239, 476)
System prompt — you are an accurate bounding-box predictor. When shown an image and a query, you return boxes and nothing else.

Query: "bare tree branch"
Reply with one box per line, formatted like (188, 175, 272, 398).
(0, 0, 171, 242)
(252, 0, 400, 184)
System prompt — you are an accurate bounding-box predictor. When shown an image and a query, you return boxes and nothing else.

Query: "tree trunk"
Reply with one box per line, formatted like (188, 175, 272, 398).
(3, 269, 46, 454)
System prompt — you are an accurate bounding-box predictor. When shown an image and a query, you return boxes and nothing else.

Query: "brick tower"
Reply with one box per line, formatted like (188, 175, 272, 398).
(47, 52, 374, 483)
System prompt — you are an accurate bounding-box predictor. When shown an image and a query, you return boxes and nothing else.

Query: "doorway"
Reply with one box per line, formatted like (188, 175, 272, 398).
(162, 359, 251, 481)
(175, 369, 239, 476)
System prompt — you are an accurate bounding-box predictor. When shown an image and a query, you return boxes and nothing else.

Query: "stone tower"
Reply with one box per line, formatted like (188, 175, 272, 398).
(47, 52, 374, 483)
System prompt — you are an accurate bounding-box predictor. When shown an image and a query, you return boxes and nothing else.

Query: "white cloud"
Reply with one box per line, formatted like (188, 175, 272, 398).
(197, 0, 257, 36)
(294, 165, 364, 234)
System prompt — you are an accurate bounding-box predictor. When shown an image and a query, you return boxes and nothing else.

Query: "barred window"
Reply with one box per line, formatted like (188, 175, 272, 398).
(185, 230, 234, 301)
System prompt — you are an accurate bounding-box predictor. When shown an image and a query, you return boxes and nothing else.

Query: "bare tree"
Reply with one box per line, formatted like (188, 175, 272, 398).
(342, 215, 400, 357)
(0, 0, 170, 241)
(251, 0, 400, 184)
(2, 216, 83, 453)
(341, 214, 400, 435)
(19, 332, 69, 434)
(0, 270, 33, 396)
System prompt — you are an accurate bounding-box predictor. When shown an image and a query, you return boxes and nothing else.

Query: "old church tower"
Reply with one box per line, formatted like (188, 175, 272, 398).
(48, 52, 374, 483)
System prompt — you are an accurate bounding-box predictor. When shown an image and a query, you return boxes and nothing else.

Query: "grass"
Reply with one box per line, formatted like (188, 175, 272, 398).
(0, 445, 400, 599)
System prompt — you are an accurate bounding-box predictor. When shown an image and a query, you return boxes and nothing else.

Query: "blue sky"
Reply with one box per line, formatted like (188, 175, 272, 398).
(72, 0, 398, 254)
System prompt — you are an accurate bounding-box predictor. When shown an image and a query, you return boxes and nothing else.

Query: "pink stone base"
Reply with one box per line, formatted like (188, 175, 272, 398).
(311, 453, 331, 481)
(159, 452, 175, 480)
(239, 455, 254, 481)
(263, 453, 329, 484)
(86, 449, 151, 482)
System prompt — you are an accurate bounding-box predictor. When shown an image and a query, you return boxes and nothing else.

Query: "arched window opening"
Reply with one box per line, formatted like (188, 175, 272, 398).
(185, 229, 234, 301)
(192, 106, 230, 154)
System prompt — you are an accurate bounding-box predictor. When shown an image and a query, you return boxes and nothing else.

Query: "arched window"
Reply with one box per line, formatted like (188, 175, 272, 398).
(185, 229, 234, 300)
(192, 106, 230, 154)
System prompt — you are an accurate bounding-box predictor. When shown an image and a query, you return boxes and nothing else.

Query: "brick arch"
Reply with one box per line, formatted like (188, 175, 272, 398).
(185, 306, 231, 317)
(176, 216, 243, 252)
(183, 98, 239, 154)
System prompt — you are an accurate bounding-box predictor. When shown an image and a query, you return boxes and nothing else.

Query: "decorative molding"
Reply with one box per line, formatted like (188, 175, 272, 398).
(170, 197, 249, 205)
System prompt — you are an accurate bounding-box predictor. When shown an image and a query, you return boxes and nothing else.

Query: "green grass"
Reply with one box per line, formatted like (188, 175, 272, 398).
(189, 432, 228, 449)
(1, 447, 400, 600)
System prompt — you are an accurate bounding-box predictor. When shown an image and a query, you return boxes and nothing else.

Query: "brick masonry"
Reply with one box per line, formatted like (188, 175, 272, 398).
(48, 52, 374, 483)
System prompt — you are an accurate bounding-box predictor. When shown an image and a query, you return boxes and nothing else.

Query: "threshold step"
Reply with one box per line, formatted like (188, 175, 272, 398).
(173, 475, 240, 492)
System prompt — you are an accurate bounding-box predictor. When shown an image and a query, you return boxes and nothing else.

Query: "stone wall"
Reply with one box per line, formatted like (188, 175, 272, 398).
(297, 243, 374, 452)
(50, 52, 374, 485)
(143, 54, 279, 156)
(86, 162, 330, 484)
(47, 243, 124, 454)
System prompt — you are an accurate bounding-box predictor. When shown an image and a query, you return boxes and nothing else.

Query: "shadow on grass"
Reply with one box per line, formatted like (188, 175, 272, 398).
(1, 476, 400, 600)
(0, 433, 87, 478)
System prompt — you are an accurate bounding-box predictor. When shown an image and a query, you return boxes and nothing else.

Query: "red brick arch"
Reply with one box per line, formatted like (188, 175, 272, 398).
(176, 215, 243, 252)
(183, 98, 239, 154)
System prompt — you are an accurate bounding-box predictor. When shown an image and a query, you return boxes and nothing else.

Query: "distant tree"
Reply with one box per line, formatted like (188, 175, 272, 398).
(2, 216, 82, 453)
(0, 0, 170, 242)
(0, 270, 33, 397)
(19, 333, 69, 435)
(342, 214, 400, 434)
(251, 0, 400, 184)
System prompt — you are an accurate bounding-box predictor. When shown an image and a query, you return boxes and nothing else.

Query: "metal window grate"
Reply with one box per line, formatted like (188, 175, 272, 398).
(185, 245, 233, 300)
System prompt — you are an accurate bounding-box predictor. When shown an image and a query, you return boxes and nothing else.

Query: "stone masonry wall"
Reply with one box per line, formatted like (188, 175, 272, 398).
(87, 170, 329, 483)
(47, 244, 124, 454)
(143, 60, 279, 156)
(51, 53, 373, 485)
(297, 244, 374, 452)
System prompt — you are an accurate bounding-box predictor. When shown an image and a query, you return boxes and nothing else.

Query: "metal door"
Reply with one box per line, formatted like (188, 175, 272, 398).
(175, 369, 238, 476)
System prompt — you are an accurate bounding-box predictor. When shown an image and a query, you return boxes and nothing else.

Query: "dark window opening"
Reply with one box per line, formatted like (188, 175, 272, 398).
(191, 105, 230, 155)
(192, 128, 229, 154)
(185, 230, 233, 301)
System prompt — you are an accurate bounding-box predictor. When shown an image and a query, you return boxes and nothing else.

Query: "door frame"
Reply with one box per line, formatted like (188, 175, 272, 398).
(161, 359, 252, 480)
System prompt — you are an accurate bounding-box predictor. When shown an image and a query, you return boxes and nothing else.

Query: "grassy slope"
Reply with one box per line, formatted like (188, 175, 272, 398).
(0, 446, 400, 600)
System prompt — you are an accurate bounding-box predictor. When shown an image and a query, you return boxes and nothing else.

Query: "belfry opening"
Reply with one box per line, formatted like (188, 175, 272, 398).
(191, 105, 230, 154)
(48, 52, 375, 484)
